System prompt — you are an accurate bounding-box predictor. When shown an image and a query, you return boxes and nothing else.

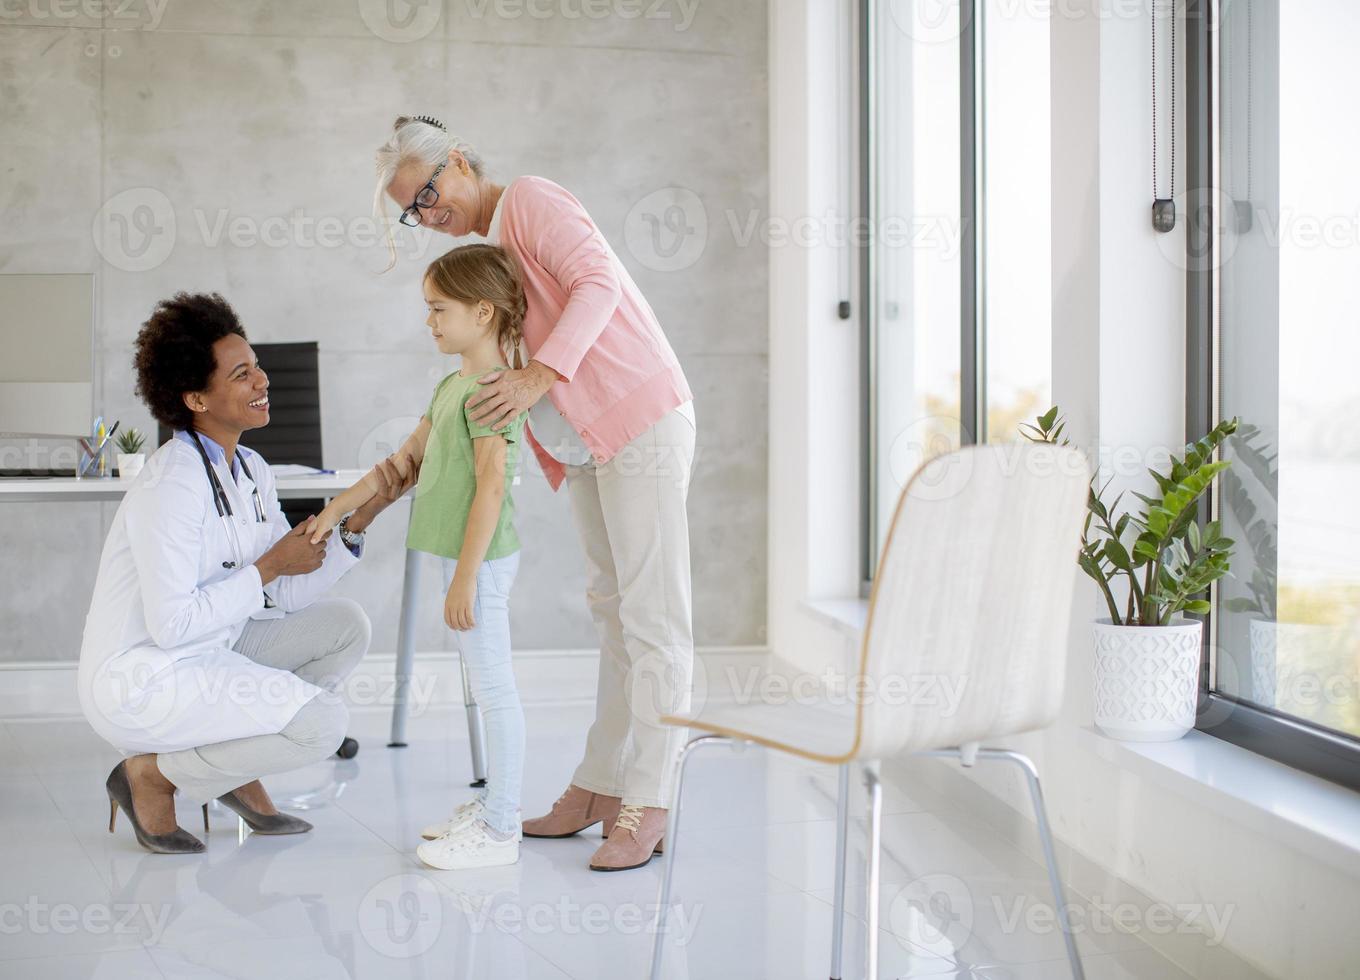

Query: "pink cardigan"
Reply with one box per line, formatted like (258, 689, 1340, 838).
(497, 176, 692, 491)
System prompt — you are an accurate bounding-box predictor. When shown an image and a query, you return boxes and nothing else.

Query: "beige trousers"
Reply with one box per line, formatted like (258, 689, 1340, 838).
(566, 404, 696, 808)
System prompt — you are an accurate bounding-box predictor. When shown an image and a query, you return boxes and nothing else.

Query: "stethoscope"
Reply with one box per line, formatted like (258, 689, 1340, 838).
(189, 430, 265, 570)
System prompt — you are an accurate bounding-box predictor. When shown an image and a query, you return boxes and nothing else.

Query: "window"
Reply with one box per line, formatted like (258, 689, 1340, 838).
(862, 0, 1051, 580)
(1189, 0, 1360, 789)
(863, 0, 963, 579)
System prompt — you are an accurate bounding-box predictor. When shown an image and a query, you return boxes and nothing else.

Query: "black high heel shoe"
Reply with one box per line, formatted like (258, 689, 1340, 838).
(105, 761, 206, 855)
(215, 789, 313, 835)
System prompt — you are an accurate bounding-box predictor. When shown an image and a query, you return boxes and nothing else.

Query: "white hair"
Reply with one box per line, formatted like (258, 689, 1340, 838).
(373, 116, 487, 271)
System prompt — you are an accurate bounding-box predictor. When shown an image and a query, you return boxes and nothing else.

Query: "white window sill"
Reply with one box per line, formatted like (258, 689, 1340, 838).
(799, 595, 1360, 878)
(800, 597, 869, 638)
(1081, 725, 1360, 877)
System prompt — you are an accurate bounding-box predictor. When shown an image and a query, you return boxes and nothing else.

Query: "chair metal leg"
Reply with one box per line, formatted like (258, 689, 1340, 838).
(918, 747, 1085, 980)
(460, 657, 489, 787)
(863, 761, 883, 980)
(387, 544, 421, 747)
(648, 733, 737, 980)
(830, 763, 850, 980)
(996, 750, 1085, 980)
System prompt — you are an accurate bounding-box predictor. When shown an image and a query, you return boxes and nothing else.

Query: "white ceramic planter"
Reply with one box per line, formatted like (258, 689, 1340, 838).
(117, 453, 145, 479)
(1093, 618, 1203, 741)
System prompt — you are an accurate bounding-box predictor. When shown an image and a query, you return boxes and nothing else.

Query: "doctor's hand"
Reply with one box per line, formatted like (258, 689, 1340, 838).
(256, 517, 330, 586)
(444, 574, 477, 632)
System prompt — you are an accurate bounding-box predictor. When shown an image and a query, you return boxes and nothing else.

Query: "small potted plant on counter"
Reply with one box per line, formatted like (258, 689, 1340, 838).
(1022, 408, 1239, 741)
(115, 428, 146, 480)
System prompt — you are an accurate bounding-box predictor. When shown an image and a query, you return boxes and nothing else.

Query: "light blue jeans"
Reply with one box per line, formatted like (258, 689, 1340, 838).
(441, 551, 522, 836)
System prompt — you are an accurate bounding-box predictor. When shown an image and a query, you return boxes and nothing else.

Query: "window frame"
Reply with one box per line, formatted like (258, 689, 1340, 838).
(1186, 0, 1360, 792)
(858, 0, 984, 590)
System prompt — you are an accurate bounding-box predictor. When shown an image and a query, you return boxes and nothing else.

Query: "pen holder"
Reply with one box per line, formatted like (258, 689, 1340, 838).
(77, 437, 110, 479)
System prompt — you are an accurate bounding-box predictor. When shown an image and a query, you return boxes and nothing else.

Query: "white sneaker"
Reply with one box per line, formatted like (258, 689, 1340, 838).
(417, 819, 520, 870)
(420, 799, 522, 841)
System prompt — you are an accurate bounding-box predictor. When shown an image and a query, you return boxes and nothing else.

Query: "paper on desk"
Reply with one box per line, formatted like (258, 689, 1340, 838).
(269, 464, 329, 477)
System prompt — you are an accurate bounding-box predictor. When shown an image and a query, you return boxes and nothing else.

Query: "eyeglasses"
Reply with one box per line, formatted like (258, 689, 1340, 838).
(398, 162, 447, 227)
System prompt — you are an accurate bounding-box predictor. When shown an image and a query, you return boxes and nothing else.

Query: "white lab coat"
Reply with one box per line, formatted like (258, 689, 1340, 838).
(77, 437, 362, 755)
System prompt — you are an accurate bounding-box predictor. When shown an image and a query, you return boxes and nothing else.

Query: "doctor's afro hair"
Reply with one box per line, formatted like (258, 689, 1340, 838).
(133, 292, 248, 432)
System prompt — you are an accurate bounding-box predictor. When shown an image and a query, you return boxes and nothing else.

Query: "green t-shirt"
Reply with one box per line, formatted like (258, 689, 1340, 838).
(405, 369, 527, 561)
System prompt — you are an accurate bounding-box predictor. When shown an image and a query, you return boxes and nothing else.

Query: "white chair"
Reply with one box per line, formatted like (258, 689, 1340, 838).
(648, 443, 1091, 980)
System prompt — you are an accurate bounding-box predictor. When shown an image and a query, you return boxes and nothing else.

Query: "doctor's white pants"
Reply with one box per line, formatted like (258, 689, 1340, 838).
(156, 597, 370, 804)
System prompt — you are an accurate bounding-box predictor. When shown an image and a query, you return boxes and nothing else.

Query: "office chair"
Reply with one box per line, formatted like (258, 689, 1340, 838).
(649, 443, 1092, 980)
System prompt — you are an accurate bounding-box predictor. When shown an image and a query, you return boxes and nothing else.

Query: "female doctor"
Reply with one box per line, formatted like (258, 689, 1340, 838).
(79, 292, 414, 854)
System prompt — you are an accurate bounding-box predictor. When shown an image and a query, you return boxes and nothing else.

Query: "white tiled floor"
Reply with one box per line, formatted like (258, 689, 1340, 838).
(0, 704, 1226, 979)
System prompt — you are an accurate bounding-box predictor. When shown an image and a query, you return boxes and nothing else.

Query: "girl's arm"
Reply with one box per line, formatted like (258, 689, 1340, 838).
(444, 433, 508, 631)
(310, 417, 432, 543)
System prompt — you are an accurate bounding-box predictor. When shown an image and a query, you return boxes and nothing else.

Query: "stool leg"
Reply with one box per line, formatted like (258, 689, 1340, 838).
(461, 657, 488, 787)
(387, 544, 421, 747)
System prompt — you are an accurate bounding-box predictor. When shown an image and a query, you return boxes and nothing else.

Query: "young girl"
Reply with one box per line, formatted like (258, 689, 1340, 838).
(312, 243, 529, 870)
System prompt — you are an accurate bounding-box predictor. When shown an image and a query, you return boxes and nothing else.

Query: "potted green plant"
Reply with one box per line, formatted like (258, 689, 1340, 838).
(115, 428, 146, 480)
(1021, 408, 1239, 741)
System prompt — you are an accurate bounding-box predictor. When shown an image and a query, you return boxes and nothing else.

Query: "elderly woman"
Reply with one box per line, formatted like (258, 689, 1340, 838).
(376, 115, 696, 872)
(78, 293, 414, 853)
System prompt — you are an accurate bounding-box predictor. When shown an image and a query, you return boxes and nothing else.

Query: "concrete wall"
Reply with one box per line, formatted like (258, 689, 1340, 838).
(0, 0, 768, 662)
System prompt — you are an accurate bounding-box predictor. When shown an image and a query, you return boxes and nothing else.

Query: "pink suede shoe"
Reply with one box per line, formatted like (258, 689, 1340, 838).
(521, 784, 622, 840)
(588, 804, 666, 872)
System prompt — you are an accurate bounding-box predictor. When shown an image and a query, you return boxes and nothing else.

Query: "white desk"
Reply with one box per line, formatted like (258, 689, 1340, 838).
(0, 473, 486, 780)
(0, 470, 362, 501)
